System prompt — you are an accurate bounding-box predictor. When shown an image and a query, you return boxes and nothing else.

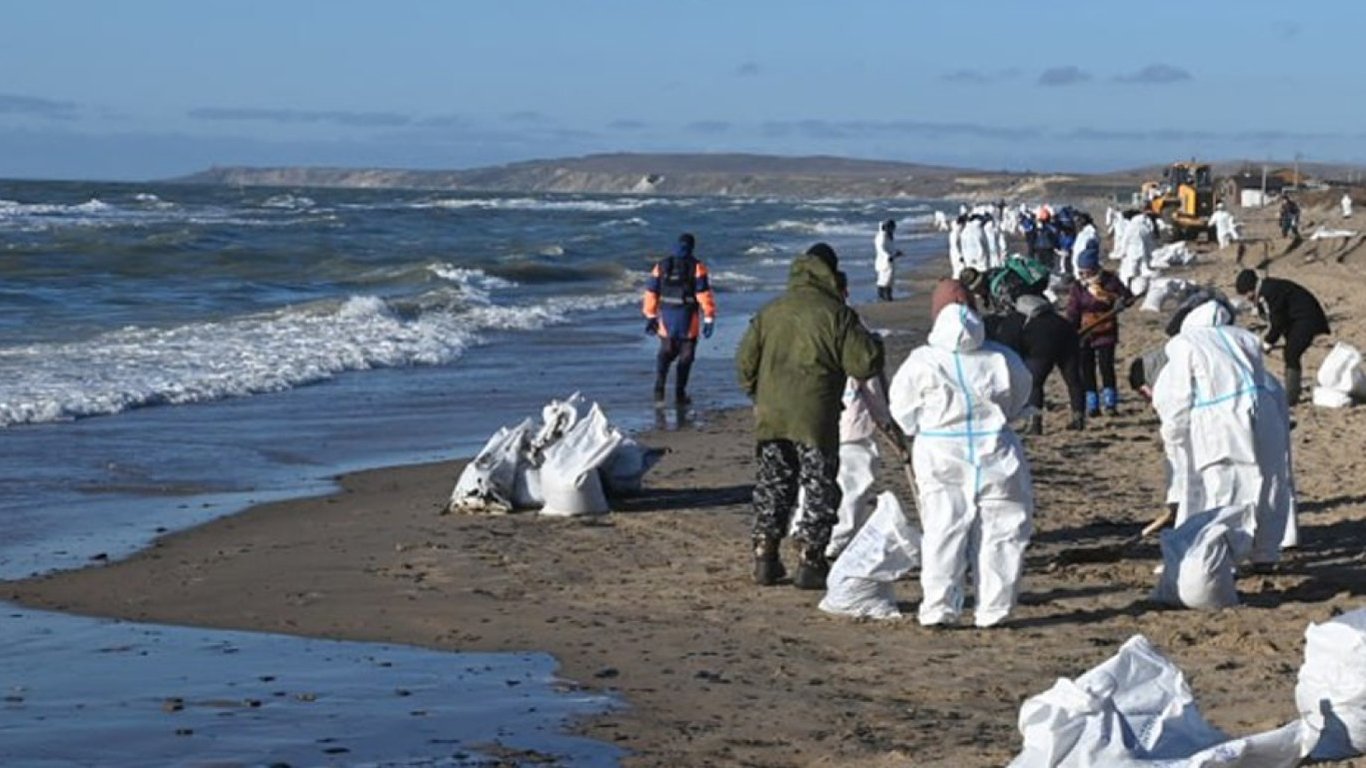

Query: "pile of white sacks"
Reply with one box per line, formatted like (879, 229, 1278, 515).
(447, 392, 663, 517)
(1009, 608, 1366, 766)
(1313, 342, 1366, 408)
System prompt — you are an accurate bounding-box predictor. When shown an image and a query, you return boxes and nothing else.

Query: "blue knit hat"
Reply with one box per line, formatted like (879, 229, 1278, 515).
(1077, 241, 1101, 271)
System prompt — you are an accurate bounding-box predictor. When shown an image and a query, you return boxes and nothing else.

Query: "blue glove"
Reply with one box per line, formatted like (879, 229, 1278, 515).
(702, 319, 714, 339)
(644, 317, 659, 335)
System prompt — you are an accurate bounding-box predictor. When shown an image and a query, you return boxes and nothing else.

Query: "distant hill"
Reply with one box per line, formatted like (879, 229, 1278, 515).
(169, 152, 1138, 202)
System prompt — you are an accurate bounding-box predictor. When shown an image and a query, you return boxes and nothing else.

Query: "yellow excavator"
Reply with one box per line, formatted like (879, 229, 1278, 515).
(1141, 161, 1223, 241)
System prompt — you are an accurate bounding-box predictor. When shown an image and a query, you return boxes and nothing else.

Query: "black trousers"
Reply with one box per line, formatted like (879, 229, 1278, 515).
(1026, 352, 1086, 415)
(655, 337, 697, 394)
(1079, 345, 1117, 393)
(1282, 323, 1319, 372)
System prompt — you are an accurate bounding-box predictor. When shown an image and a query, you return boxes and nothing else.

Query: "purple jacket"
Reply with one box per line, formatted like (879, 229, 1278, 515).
(1066, 270, 1132, 348)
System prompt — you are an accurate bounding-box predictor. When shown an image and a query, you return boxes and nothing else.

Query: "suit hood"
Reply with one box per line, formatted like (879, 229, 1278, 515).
(928, 303, 985, 352)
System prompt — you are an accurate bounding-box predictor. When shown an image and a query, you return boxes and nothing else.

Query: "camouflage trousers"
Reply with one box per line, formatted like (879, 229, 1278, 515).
(751, 439, 841, 558)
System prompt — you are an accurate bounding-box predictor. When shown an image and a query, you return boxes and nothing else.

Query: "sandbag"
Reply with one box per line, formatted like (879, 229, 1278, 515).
(1151, 242, 1197, 268)
(1010, 634, 1310, 767)
(1313, 342, 1366, 408)
(1296, 607, 1366, 760)
(531, 392, 590, 455)
(600, 437, 665, 496)
(1152, 506, 1254, 611)
(1141, 278, 1192, 313)
(818, 493, 921, 620)
(448, 419, 534, 514)
(539, 404, 622, 517)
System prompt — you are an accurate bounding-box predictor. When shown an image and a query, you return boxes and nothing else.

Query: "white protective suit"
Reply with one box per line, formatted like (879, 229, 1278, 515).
(1152, 300, 1296, 564)
(959, 217, 991, 273)
(1209, 207, 1239, 249)
(1343, 193, 1354, 219)
(984, 217, 1004, 268)
(1070, 222, 1099, 277)
(889, 304, 1035, 627)
(1117, 214, 1157, 293)
(948, 218, 965, 278)
(874, 227, 897, 291)
(933, 210, 949, 231)
(827, 376, 894, 558)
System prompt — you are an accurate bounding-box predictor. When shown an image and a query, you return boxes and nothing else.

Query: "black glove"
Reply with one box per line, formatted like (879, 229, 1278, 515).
(644, 317, 659, 335)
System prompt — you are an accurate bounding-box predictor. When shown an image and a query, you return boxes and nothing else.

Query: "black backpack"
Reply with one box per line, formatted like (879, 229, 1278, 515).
(658, 256, 698, 308)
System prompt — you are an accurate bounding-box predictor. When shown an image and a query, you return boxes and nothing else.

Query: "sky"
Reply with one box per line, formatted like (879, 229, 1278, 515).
(1, 0, 1361, 181)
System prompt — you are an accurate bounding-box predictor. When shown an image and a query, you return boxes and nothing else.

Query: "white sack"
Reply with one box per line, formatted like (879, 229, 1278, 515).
(818, 493, 922, 620)
(1310, 227, 1358, 240)
(1313, 342, 1366, 408)
(600, 437, 665, 496)
(1153, 506, 1254, 611)
(1296, 607, 1366, 760)
(1141, 278, 1193, 313)
(1151, 242, 1197, 268)
(539, 404, 622, 517)
(531, 392, 590, 454)
(1010, 634, 1311, 767)
(448, 419, 534, 513)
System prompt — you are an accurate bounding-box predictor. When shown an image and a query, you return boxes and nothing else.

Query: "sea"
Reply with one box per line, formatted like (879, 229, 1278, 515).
(0, 179, 944, 765)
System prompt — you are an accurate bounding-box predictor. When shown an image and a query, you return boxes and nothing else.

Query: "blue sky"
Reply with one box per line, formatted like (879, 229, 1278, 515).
(1, 0, 1359, 180)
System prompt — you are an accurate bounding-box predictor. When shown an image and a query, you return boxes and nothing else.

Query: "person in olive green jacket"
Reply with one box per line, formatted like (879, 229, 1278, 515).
(737, 243, 886, 590)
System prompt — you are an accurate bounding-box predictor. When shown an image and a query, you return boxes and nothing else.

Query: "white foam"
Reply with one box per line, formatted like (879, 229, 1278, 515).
(760, 218, 870, 237)
(414, 197, 660, 213)
(0, 289, 636, 428)
(261, 194, 316, 210)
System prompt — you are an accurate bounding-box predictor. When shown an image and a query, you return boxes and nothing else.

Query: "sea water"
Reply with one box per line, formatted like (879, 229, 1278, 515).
(0, 179, 943, 764)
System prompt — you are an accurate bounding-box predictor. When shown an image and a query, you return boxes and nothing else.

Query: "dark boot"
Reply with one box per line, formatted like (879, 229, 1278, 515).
(652, 377, 666, 405)
(1284, 367, 1303, 406)
(675, 390, 692, 406)
(1067, 411, 1086, 431)
(752, 537, 785, 586)
(1028, 413, 1043, 436)
(792, 547, 829, 590)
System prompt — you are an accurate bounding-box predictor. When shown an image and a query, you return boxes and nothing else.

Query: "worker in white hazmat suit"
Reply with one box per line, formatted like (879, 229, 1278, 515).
(983, 215, 1004, 268)
(1208, 202, 1239, 249)
(873, 219, 902, 302)
(948, 215, 966, 278)
(1343, 193, 1354, 219)
(1070, 213, 1100, 277)
(826, 375, 894, 560)
(1152, 298, 1296, 565)
(959, 214, 991, 273)
(933, 210, 949, 231)
(889, 302, 1035, 628)
(1117, 211, 1157, 294)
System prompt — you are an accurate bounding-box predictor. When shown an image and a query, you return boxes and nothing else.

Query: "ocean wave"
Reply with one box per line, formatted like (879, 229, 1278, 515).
(261, 194, 316, 210)
(413, 197, 661, 213)
(0, 288, 636, 428)
(759, 219, 872, 237)
(598, 216, 649, 228)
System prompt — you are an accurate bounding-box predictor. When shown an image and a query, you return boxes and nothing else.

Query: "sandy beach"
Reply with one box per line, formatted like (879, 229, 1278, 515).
(9, 197, 1366, 766)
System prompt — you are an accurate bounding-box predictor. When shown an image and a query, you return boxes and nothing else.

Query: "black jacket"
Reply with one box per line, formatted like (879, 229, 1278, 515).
(1256, 277, 1329, 345)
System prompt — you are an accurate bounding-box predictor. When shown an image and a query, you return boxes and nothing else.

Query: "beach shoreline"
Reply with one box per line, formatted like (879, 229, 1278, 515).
(10, 201, 1366, 766)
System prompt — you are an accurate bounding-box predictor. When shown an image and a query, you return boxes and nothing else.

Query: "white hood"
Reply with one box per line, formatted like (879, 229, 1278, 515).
(1180, 300, 1232, 332)
(928, 303, 985, 353)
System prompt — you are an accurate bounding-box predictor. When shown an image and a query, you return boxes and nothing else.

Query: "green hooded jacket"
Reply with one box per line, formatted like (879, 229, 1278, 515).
(736, 254, 885, 454)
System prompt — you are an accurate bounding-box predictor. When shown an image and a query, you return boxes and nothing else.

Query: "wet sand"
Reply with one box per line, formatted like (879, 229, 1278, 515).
(9, 199, 1366, 766)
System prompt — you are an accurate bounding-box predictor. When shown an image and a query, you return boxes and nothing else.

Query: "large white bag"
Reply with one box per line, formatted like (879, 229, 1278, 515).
(1295, 607, 1366, 760)
(1010, 635, 1310, 767)
(1141, 278, 1192, 313)
(818, 493, 921, 620)
(448, 419, 534, 513)
(1313, 342, 1366, 408)
(1151, 242, 1197, 268)
(600, 437, 665, 496)
(538, 404, 622, 517)
(531, 392, 590, 454)
(1152, 506, 1254, 611)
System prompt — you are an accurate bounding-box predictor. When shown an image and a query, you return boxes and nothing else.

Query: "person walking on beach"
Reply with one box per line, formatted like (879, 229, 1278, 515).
(1234, 269, 1329, 405)
(737, 243, 884, 590)
(1279, 195, 1301, 240)
(887, 295, 1035, 628)
(874, 219, 903, 302)
(991, 293, 1086, 434)
(1066, 244, 1134, 418)
(643, 233, 716, 406)
(1343, 192, 1354, 220)
(1209, 202, 1239, 250)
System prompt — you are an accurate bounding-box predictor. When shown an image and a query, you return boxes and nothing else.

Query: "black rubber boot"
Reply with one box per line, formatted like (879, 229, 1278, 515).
(1066, 411, 1086, 431)
(792, 547, 829, 590)
(652, 381, 666, 405)
(1028, 413, 1043, 436)
(1284, 367, 1303, 406)
(752, 537, 785, 586)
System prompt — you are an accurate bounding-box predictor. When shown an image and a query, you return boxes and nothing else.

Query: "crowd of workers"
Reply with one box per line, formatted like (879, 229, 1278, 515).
(642, 193, 1335, 626)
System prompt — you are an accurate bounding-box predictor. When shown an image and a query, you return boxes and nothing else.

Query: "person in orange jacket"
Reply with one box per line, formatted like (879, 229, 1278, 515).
(643, 233, 716, 405)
